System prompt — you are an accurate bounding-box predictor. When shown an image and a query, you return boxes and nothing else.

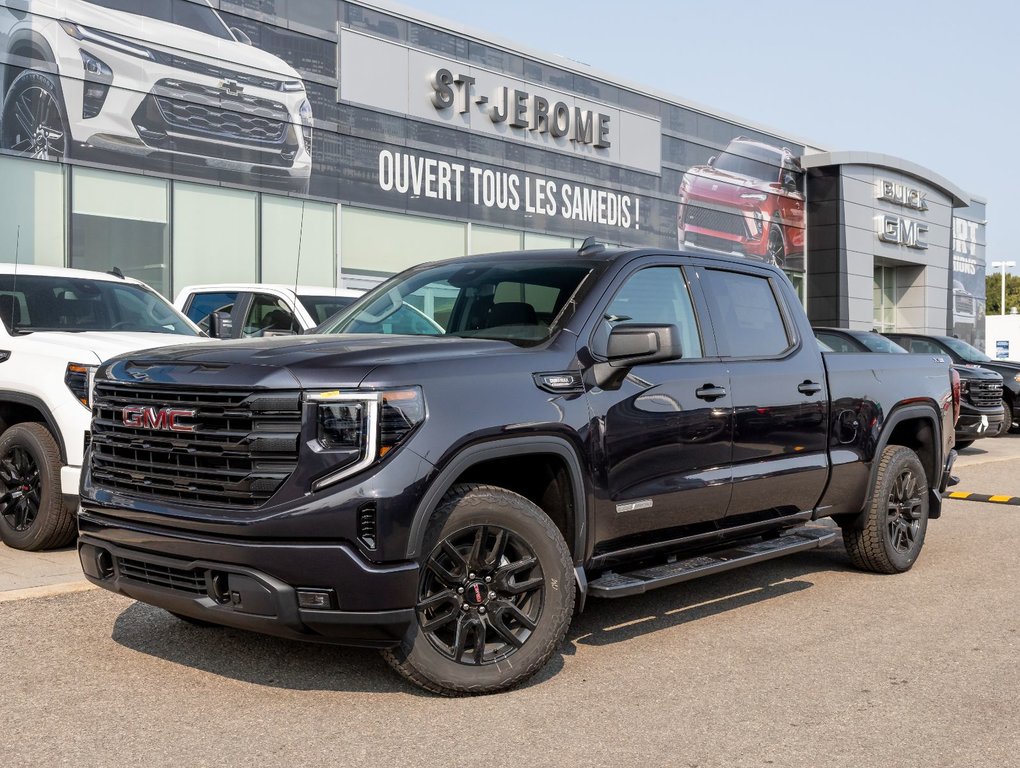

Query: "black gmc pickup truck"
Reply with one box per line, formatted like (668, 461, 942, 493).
(78, 244, 958, 695)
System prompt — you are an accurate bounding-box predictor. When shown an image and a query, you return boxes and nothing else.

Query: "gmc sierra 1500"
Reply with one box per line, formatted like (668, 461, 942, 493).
(78, 242, 957, 695)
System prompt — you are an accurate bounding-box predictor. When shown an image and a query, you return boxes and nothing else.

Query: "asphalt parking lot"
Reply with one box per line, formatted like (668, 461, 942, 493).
(2, 438, 1019, 767)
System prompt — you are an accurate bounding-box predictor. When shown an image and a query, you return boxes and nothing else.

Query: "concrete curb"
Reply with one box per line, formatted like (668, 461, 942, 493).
(0, 581, 95, 603)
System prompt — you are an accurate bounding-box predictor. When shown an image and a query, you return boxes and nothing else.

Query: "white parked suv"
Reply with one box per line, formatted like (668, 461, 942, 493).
(175, 283, 362, 338)
(0, 0, 312, 190)
(0, 264, 205, 550)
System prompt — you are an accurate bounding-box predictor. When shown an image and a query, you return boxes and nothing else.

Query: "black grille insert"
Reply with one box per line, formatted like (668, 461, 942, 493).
(91, 383, 301, 508)
(967, 381, 1003, 408)
(117, 556, 206, 595)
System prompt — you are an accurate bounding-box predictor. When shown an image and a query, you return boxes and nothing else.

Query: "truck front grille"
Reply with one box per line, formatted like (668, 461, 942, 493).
(90, 383, 301, 508)
(966, 380, 1003, 408)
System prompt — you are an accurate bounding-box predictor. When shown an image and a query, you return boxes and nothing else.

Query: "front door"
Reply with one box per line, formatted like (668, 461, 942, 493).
(584, 262, 733, 550)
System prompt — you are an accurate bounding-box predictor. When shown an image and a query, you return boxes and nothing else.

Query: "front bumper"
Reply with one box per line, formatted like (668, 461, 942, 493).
(956, 409, 1004, 440)
(78, 512, 418, 648)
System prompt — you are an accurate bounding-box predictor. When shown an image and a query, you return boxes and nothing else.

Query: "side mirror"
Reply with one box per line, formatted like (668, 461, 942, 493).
(230, 27, 253, 45)
(707, 155, 717, 166)
(209, 311, 233, 339)
(782, 172, 798, 193)
(593, 324, 683, 389)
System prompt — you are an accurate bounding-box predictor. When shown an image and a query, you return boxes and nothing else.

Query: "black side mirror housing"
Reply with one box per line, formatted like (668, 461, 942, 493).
(593, 324, 683, 389)
(209, 311, 233, 339)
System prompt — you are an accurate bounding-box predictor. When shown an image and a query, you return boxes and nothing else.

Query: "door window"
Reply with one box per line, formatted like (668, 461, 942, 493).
(242, 294, 300, 337)
(702, 270, 791, 358)
(603, 267, 703, 359)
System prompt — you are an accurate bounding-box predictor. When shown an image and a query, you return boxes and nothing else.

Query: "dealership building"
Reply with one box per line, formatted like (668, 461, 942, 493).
(0, 0, 988, 344)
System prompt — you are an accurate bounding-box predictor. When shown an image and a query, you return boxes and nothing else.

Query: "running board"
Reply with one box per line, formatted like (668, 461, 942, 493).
(586, 527, 837, 598)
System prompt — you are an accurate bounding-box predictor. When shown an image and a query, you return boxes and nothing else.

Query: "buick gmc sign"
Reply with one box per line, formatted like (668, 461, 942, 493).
(875, 178, 930, 250)
(429, 68, 612, 148)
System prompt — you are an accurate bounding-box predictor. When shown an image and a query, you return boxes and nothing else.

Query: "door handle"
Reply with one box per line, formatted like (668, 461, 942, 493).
(797, 380, 822, 396)
(695, 384, 727, 401)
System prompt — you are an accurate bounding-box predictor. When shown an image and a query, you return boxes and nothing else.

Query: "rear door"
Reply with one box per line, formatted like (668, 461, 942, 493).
(584, 259, 733, 548)
(698, 265, 828, 520)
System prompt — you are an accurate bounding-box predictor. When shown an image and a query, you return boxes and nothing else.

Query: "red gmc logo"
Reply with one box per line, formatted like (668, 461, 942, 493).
(122, 406, 198, 433)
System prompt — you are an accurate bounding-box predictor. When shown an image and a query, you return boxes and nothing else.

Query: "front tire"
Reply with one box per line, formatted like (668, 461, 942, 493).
(766, 223, 786, 268)
(0, 69, 70, 160)
(0, 423, 75, 551)
(995, 398, 1014, 436)
(841, 445, 929, 574)
(383, 484, 575, 696)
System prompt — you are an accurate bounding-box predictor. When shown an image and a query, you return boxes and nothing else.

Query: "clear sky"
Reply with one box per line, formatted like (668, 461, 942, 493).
(392, 0, 1017, 271)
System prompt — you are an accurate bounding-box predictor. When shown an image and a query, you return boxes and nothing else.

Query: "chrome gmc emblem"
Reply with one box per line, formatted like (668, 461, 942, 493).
(122, 406, 197, 433)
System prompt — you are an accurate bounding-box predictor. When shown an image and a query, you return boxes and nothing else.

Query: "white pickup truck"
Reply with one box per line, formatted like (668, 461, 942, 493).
(0, 265, 205, 550)
(174, 284, 362, 339)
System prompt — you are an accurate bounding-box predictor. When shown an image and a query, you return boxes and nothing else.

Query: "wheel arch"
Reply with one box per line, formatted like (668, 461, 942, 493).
(4, 29, 58, 96)
(0, 391, 68, 464)
(406, 436, 588, 565)
(862, 402, 944, 522)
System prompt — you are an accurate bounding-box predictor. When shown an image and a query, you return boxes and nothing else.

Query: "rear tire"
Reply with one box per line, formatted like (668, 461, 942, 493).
(0, 423, 75, 551)
(841, 445, 928, 574)
(382, 483, 575, 696)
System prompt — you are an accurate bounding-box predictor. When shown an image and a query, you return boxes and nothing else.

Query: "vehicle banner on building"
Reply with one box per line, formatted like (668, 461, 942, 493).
(952, 212, 987, 348)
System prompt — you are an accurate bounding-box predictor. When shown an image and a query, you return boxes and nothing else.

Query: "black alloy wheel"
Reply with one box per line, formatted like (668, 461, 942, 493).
(0, 423, 74, 551)
(0, 445, 42, 533)
(0, 70, 69, 161)
(766, 223, 786, 268)
(417, 524, 545, 666)
(885, 466, 924, 554)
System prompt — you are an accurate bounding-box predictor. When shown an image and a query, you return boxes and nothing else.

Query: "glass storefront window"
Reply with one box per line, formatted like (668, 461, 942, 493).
(0, 156, 64, 268)
(173, 183, 257, 292)
(470, 225, 522, 255)
(524, 232, 572, 250)
(874, 266, 897, 332)
(261, 196, 336, 287)
(71, 167, 170, 295)
(341, 207, 466, 276)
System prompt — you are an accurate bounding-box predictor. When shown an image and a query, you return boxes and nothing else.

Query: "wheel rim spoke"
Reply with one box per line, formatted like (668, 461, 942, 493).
(417, 523, 545, 666)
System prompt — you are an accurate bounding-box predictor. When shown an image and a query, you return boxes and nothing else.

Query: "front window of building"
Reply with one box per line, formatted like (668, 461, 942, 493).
(874, 265, 897, 332)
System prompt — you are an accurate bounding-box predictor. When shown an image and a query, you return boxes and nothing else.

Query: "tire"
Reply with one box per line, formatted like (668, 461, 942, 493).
(997, 399, 1015, 436)
(954, 439, 974, 450)
(0, 423, 75, 551)
(382, 483, 575, 696)
(766, 223, 786, 268)
(0, 69, 70, 160)
(841, 445, 929, 574)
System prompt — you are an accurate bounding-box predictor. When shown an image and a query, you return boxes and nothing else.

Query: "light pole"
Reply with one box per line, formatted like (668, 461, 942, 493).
(991, 260, 1016, 316)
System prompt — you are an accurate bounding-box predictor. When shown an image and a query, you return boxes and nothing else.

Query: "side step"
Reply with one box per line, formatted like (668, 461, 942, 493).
(587, 527, 837, 598)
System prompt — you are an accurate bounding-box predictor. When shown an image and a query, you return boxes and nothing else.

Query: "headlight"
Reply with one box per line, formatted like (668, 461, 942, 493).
(740, 192, 769, 201)
(959, 380, 970, 394)
(59, 20, 156, 60)
(1014, 373, 1020, 384)
(65, 363, 97, 409)
(298, 99, 313, 125)
(310, 388, 426, 490)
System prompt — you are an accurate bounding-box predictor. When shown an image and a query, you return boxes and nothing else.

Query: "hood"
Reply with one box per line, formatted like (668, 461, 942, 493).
(26, 331, 207, 364)
(66, 0, 302, 81)
(101, 334, 531, 390)
(981, 359, 1020, 374)
(953, 363, 1002, 381)
(682, 167, 779, 202)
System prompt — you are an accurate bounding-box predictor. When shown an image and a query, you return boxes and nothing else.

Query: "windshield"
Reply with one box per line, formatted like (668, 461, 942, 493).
(857, 334, 908, 353)
(299, 295, 358, 325)
(942, 336, 991, 363)
(317, 259, 600, 345)
(712, 151, 781, 182)
(0, 275, 199, 335)
(83, 0, 234, 41)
